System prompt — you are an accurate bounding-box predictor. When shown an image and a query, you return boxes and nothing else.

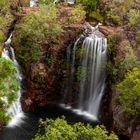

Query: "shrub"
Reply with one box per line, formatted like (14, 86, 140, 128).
(100, 0, 139, 25)
(106, 8, 122, 25)
(107, 39, 138, 83)
(117, 68, 140, 117)
(77, 0, 97, 19)
(0, 57, 19, 124)
(67, 5, 86, 24)
(0, 0, 14, 46)
(89, 10, 104, 22)
(77, 0, 97, 12)
(0, 0, 8, 8)
(128, 9, 140, 27)
(118, 42, 138, 79)
(136, 31, 140, 44)
(38, 0, 54, 5)
(33, 117, 118, 140)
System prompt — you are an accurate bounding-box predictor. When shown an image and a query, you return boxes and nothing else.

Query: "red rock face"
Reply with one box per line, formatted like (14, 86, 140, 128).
(20, 26, 84, 112)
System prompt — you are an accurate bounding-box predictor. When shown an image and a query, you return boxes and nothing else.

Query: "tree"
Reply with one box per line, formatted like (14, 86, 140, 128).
(33, 117, 118, 140)
(117, 68, 140, 117)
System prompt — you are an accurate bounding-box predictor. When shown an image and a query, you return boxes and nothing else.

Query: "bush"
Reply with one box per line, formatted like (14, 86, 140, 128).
(38, 0, 54, 5)
(106, 8, 122, 25)
(67, 5, 86, 24)
(117, 68, 140, 117)
(100, 0, 138, 25)
(0, 57, 19, 124)
(118, 42, 138, 79)
(136, 31, 140, 44)
(33, 117, 118, 140)
(128, 9, 140, 27)
(77, 0, 97, 19)
(77, 0, 97, 12)
(0, 0, 14, 47)
(107, 39, 138, 82)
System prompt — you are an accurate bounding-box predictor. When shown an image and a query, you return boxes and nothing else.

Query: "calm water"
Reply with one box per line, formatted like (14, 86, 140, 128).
(0, 104, 99, 140)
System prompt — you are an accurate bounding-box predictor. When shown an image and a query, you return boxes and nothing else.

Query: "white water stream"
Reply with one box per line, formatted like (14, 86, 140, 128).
(61, 24, 107, 121)
(2, 33, 24, 127)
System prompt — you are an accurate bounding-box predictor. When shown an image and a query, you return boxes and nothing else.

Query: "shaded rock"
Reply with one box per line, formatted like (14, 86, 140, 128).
(132, 126, 140, 140)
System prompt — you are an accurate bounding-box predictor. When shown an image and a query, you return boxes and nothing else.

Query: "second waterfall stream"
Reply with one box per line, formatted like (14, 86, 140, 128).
(2, 33, 24, 127)
(61, 23, 107, 121)
(1, 0, 38, 127)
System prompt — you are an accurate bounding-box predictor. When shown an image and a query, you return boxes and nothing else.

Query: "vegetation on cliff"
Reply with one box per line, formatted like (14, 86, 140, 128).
(13, 5, 63, 63)
(33, 117, 118, 140)
(0, 0, 14, 50)
(117, 68, 140, 118)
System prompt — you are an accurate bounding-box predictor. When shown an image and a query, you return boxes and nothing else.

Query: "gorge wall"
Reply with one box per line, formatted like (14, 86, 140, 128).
(0, 1, 140, 140)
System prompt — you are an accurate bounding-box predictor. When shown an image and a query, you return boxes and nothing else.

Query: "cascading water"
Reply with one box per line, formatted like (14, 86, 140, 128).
(54, 0, 75, 4)
(1, 0, 38, 128)
(66, 0, 75, 4)
(30, 0, 38, 7)
(61, 23, 107, 120)
(2, 33, 24, 127)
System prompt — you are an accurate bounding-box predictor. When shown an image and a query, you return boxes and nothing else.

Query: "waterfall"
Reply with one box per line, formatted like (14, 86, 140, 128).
(30, 0, 38, 7)
(2, 33, 24, 127)
(54, 0, 75, 4)
(66, 0, 75, 4)
(61, 24, 107, 120)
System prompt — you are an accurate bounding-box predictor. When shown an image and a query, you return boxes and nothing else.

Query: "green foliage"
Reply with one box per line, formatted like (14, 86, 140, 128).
(136, 31, 140, 44)
(47, 55, 56, 66)
(13, 5, 63, 63)
(0, 30, 6, 43)
(0, 0, 8, 8)
(0, 0, 10, 13)
(77, 0, 97, 12)
(0, 57, 19, 124)
(67, 5, 86, 24)
(128, 9, 140, 27)
(77, 0, 97, 19)
(106, 34, 120, 82)
(116, 42, 138, 81)
(0, 12, 13, 32)
(33, 117, 118, 140)
(120, 42, 137, 70)
(117, 68, 140, 117)
(0, 0, 14, 47)
(101, 0, 139, 25)
(38, 0, 54, 5)
(89, 10, 104, 22)
(107, 34, 120, 57)
(106, 8, 122, 25)
(107, 37, 138, 83)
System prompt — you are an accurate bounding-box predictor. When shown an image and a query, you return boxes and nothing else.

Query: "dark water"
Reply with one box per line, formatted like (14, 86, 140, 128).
(0, 104, 99, 140)
(0, 104, 130, 140)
